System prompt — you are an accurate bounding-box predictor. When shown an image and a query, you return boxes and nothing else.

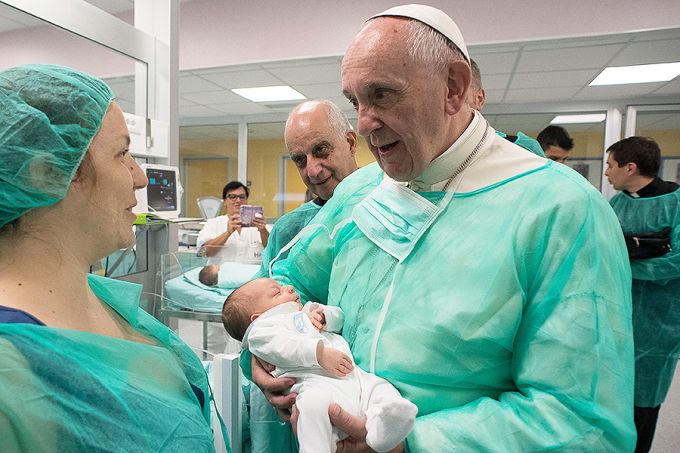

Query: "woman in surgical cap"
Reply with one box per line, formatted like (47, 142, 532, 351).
(0, 65, 224, 452)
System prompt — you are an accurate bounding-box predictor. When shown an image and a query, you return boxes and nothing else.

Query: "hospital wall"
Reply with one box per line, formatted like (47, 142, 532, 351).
(180, 126, 680, 218)
(179, 134, 375, 218)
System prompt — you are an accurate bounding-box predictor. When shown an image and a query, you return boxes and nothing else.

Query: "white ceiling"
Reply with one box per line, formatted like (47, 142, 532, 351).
(1, 1, 678, 140)
(166, 27, 679, 139)
(165, 27, 680, 139)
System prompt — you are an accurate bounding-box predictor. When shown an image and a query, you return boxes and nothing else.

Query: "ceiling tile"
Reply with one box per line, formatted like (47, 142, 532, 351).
(200, 70, 284, 89)
(261, 56, 341, 69)
(632, 28, 680, 42)
(179, 105, 224, 118)
(609, 39, 680, 66)
(184, 89, 244, 105)
(650, 77, 680, 95)
(192, 63, 264, 75)
(483, 89, 505, 104)
(470, 51, 519, 75)
(179, 75, 224, 94)
(296, 82, 343, 99)
(510, 69, 600, 89)
(179, 96, 197, 107)
(210, 103, 273, 115)
(504, 87, 581, 103)
(522, 35, 629, 51)
(480, 73, 511, 91)
(516, 44, 625, 72)
(268, 63, 342, 85)
(572, 82, 667, 100)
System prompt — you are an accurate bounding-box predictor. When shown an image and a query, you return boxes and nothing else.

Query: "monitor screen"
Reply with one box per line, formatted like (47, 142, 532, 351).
(146, 167, 177, 212)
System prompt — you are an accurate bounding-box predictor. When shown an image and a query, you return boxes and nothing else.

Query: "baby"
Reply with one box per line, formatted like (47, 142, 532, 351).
(222, 278, 417, 453)
(198, 264, 219, 286)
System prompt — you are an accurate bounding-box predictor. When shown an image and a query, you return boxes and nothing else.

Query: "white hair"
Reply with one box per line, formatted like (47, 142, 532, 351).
(362, 17, 467, 75)
(405, 19, 467, 74)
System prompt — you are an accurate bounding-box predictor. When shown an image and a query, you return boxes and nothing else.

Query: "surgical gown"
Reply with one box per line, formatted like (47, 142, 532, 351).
(610, 188, 680, 407)
(273, 158, 636, 451)
(256, 200, 322, 278)
(0, 274, 226, 452)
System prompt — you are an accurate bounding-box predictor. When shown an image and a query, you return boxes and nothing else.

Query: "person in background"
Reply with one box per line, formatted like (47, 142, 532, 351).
(537, 124, 574, 163)
(197, 180, 269, 264)
(257, 100, 359, 278)
(254, 4, 635, 451)
(606, 136, 680, 453)
(198, 181, 269, 354)
(467, 58, 545, 157)
(0, 64, 224, 451)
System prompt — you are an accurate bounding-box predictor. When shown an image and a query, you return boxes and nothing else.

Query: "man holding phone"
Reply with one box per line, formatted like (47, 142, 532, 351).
(197, 180, 269, 264)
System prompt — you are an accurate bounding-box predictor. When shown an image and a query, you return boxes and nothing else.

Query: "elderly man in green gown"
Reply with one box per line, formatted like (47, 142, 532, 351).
(252, 5, 636, 452)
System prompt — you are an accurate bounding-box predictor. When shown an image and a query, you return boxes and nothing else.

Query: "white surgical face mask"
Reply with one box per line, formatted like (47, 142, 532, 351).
(352, 178, 441, 263)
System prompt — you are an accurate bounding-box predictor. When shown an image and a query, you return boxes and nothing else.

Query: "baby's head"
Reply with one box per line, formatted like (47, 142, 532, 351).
(199, 264, 220, 286)
(222, 277, 301, 341)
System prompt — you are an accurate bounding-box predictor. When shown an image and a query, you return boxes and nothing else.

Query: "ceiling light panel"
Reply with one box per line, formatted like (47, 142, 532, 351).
(231, 86, 306, 102)
(590, 62, 680, 85)
(551, 113, 606, 124)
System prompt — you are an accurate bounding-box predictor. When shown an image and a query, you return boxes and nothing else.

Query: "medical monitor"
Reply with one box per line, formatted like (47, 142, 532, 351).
(134, 164, 182, 219)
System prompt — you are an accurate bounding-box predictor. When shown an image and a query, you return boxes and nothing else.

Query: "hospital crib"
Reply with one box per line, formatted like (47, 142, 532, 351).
(158, 251, 224, 356)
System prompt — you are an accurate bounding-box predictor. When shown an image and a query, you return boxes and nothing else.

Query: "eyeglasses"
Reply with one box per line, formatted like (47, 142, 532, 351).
(226, 194, 247, 201)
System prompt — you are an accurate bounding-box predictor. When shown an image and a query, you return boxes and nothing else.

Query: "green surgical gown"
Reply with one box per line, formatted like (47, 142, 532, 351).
(0, 274, 227, 452)
(610, 189, 680, 407)
(256, 200, 322, 279)
(273, 162, 636, 452)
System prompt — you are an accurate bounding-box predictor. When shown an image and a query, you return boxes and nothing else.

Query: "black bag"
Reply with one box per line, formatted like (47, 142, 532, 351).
(624, 227, 673, 260)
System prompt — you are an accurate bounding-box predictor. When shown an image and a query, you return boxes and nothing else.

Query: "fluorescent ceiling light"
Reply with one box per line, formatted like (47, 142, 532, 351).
(231, 86, 305, 102)
(590, 62, 680, 86)
(551, 114, 606, 124)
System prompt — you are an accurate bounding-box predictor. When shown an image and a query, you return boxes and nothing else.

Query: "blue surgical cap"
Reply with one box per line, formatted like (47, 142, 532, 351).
(0, 64, 114, 228)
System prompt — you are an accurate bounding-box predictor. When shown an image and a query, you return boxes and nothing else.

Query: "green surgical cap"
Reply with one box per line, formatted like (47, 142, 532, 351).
(0, 64, 114, 228)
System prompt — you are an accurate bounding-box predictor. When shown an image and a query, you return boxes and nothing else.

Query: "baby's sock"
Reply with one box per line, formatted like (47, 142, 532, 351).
(364, 399, 418, 452)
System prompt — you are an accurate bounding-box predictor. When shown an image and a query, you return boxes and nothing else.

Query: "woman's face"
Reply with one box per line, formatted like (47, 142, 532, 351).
(77, 103, 147, 253)
(224, 187, 248, 217)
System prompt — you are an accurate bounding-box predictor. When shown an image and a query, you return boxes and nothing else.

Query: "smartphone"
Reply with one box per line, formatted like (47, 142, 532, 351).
(239, 205, 264, 227)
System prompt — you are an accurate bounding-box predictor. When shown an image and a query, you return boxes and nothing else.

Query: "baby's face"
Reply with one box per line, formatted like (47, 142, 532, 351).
(249, 278, 302, 314)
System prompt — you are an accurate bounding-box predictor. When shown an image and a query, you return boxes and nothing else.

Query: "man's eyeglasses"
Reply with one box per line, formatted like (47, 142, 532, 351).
(226, 194, 247, 201)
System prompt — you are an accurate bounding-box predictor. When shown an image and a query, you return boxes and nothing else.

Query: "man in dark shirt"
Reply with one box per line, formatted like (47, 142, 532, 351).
(606, 136, 680, 453)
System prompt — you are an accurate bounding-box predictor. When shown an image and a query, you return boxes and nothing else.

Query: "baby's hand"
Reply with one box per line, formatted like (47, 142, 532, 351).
(317, 343, 354, 378)
(310, 307, 326, 331)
